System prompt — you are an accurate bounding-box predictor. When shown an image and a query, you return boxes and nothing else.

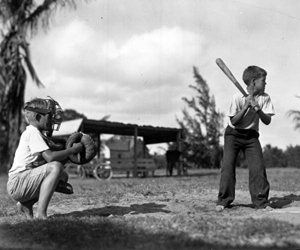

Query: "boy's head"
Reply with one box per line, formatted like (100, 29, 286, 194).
(24, 97, 63, 133)
(242, 66, 267, 86)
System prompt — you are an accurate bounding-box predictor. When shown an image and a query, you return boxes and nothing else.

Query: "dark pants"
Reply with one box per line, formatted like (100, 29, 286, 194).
(217, 126, 270, 208)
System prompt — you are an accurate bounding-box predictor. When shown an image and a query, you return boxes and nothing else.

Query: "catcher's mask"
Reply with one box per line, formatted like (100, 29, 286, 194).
(24, 96, 63, 131)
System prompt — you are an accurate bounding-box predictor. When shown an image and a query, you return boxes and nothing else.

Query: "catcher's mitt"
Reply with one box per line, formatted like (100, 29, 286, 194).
(66, 132, 97, 164)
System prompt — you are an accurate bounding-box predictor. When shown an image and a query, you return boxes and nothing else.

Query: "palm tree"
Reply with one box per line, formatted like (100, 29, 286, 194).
(287, 96, 300, 131)
(0, 0, 88, 173)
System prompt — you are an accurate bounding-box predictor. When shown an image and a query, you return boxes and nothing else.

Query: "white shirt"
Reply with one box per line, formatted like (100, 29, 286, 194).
(9, 125, 49, 176)
(228, 92, 275, 131)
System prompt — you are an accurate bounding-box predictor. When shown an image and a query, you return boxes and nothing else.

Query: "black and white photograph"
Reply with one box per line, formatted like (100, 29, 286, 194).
(1, 0, 300, 249)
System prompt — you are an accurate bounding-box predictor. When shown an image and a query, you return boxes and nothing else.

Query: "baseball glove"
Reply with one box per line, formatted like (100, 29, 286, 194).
(66, 132, 97, 164)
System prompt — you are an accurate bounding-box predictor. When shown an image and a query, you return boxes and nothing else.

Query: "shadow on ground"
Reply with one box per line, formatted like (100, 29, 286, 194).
(268, 194, 300, 208)
(231, 194, 300, 209)
(164, 171, 220, 178)
(112, 171, 220, 180)
(0, 217, 215, 250)
(52, 202, 171, 218)
(0, 214, 293, 250)
(1, 201, 299, 250)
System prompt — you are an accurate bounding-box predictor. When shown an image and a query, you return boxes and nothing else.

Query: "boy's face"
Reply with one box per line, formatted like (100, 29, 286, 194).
(254, 76, 267, 94)
(37, 113, 53, 132)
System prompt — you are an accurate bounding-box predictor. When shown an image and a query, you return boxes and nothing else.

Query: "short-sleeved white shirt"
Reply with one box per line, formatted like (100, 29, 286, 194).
(9, 125, 49, 176)
(228, 92, 275, 131)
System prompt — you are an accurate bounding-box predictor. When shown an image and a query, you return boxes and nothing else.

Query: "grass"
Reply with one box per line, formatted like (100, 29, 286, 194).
(1, 168, 300, 250)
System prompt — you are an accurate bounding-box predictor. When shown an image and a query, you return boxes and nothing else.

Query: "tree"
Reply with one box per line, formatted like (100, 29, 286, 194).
(61, 109, 112, 121)
(287, 96, 300, 132)
(177, 66, 224, 168)
(285, 145, 300, 168)
(0, 0, 88, 173)
(62, 109, 87, 121)
(263, 144, 287, 168)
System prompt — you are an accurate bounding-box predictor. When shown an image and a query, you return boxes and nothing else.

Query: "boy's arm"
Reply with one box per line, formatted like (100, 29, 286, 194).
(253, 106, 272, 125)
(230, 95, 251, 126)
(251, 101, 272, 125)
(42, 143, 83, 163)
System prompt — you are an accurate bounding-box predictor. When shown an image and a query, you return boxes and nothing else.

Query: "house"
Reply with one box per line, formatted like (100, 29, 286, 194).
(105, 135, 150, 159)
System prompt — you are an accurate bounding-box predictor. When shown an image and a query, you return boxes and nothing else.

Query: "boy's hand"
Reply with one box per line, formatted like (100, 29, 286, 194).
(66, 132, 97, 164)
(72, 142, 83, 153)
(250, 99, 261, 112)
(244, 95, 252, 109)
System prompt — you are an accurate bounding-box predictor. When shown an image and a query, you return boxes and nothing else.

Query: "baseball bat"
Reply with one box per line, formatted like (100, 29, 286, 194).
(215, 58, 248, 97)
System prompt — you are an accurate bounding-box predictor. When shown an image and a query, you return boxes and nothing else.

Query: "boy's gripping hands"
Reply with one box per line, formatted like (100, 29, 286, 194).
(250, 99, 261, 112)
(230, 95, 262, 126)
(66, 132, 97, 165)
(70, 142, 84, 154)
(42, 143, 83, 164)
(243, 95, 260, 112)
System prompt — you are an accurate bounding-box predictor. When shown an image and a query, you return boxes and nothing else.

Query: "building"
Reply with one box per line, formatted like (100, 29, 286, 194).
(105, 135, 150, 159)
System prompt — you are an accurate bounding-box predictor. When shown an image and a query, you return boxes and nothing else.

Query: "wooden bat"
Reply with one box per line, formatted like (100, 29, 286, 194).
(215, 58, 248, 97)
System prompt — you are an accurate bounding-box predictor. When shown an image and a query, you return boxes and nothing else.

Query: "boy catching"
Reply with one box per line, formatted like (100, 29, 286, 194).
(7, 97, 83, 219)
(216, 65, 275, 211)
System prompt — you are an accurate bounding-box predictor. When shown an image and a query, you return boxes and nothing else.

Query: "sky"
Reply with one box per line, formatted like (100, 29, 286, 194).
(25, 0, 300, 153)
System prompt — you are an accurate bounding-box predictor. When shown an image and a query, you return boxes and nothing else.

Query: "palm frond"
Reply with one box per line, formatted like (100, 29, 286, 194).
(20, 41, 43, 87)
(24, 0, 87, 37)
(100, 115, 111, 121)
(287, 109, 300, 131)
(287, 109, 300, 116)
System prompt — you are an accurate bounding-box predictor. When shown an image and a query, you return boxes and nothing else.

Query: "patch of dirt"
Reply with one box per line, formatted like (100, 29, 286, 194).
(47, 188, 300, 225)
(2, 171, 300, 249)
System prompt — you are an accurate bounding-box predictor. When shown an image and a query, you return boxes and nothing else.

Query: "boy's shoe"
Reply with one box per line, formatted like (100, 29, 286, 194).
(215, 205, 225, 212)
(55, 180, 74, 194)
(263, 206, 274, 211)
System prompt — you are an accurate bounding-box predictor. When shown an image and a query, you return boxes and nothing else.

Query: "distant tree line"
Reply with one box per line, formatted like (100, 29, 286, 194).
(235, 144, 300, 169)
(263, 144, 300, 168)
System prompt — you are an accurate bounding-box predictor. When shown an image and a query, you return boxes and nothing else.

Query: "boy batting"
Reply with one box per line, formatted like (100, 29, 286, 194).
(216, 61, 275, 211)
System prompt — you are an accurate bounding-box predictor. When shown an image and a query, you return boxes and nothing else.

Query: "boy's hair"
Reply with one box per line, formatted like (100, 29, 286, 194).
(24, 98, 53, 114)
(242, 66, 267, 85)
(24, 98, 47, 122)
(24, 97, 63, 131)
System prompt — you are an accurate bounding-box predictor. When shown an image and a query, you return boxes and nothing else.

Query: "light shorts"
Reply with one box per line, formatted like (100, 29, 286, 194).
(7, 164, 48, 202)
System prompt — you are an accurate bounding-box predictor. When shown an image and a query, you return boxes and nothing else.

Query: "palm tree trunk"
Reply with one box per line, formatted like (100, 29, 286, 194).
(0, 113, 23, 174)
(0, 0, 89, 173)
(0, 37, 26, 174)
(0, 118, 9, 174)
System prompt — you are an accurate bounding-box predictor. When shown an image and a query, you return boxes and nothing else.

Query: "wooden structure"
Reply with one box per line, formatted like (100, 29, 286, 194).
(105, 158, 156, 178)
(106, 136, 151, 159)
(53, 118, 183, 177)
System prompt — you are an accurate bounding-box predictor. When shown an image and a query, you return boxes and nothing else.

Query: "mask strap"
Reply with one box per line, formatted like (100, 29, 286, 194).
(24, 106, 51, 114)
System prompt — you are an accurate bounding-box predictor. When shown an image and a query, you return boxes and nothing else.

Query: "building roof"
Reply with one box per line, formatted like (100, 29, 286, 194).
(53, 118, 84, 137)
(53, 118, 183, 145)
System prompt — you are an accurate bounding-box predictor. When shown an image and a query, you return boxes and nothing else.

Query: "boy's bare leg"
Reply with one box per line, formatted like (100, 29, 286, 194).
(16, 198, 38, 220)
(35, 162, 62, 219)
(60, 170, 68, 182)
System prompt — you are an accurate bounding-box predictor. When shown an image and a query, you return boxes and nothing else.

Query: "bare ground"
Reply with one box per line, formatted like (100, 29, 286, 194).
(1, 168, 300, 249)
